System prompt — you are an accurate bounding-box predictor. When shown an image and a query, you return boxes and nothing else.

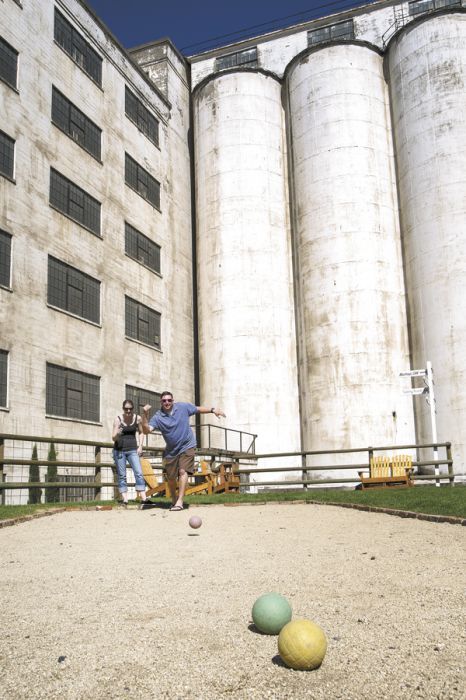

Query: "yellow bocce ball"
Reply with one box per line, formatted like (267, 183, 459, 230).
(278, 619, 327, 670)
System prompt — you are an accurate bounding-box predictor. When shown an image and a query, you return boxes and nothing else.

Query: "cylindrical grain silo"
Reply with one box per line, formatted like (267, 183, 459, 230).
(193, 69, 301, 482)
(386, 10, 466, 479)
(284, 42, 415, 477)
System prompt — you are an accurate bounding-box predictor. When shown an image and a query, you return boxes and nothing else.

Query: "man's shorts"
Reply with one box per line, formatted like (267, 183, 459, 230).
(163, 448, 195, 481)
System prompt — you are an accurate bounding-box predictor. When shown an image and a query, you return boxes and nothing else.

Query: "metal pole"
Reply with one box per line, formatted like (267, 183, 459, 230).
(426, 361, 440, 487)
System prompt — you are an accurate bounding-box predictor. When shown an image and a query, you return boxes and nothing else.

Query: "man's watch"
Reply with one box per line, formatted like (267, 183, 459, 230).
(211, 407, 215, 413)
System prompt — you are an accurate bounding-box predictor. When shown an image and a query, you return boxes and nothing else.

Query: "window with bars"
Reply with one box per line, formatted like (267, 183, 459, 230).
(54, 9, 102, 86)
(125, 154, 160, 209)
(52, 87, 102, 160)
(47, 256, 100, 324)
(0, 349, 8, 408)
(59, 474, 95, 502)
(125, 87, 159, 148)
(50, 168, 101, 236)
(0, 230, 12, 288)
(125, 296, 161, 349)
(46, 363, 100, 422)
(216, 47, 258, 72)
(0, 130, 15, 180)
(308, 19, 355, 46)
(125, 222, 161, 274)
(125, 384, 161, 419)
(0, 36, 18, 89)
(408, 0, 460, 14)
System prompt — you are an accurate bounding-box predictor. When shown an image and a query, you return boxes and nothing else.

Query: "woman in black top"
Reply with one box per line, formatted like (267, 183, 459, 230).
(112, 399, 147, 507)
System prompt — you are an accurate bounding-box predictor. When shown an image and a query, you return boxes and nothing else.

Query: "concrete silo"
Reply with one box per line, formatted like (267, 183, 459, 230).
(284, 42, 415, 474)
(193, 70, 301, 474)
(386, 10, 466, 477)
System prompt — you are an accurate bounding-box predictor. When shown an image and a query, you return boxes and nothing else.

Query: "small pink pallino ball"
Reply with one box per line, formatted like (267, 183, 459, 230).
(189, 515, 202, 529)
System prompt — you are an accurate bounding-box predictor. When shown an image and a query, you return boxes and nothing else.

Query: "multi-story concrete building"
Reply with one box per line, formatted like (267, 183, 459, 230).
(1, 0, 466, 488)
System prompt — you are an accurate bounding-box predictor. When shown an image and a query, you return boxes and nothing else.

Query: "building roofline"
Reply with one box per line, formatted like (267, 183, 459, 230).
(76, 0, 171, 109)
(128, 36, 189, 67)
(187, 0, 396, 61)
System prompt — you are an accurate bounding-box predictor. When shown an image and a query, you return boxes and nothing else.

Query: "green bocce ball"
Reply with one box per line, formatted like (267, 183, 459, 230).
(252, 593, 292, 635)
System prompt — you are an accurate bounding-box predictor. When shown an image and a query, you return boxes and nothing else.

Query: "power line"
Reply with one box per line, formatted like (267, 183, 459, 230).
(181, 0, 378, 52)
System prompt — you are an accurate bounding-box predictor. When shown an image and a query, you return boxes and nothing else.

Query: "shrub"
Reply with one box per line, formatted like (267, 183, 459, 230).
(28, 444, 42, 504)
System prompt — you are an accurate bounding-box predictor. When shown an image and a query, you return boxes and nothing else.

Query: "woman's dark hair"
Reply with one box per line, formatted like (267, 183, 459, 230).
(122, 399, 134, 410)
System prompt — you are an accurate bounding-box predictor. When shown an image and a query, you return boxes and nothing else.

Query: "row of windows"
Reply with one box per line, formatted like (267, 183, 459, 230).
(1, 214, 160, 290)
(213, 0, 461, 71)
(213, 21, 355, 72)
(1, 13, 160, 149)
(1, 239, 161, 345)
(0, 351, 160, 421)
(2, 88, 160, 208)
(409, 0, 461, 14)
(0, 133, 161, 224)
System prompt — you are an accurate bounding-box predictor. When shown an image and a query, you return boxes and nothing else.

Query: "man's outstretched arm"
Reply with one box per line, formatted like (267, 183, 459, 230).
(197, 406, 226, 419)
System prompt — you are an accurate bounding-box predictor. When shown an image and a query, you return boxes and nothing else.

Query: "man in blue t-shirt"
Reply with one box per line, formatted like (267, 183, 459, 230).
(141, 391, 226, 511)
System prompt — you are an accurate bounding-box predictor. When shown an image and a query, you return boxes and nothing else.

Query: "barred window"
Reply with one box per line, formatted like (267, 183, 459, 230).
(46, 363, 100, 422)
(52, 87, 102, 160)
(50, 169, 101, 236)
(125, 222, 161, 274)
(125, 87, 159, 147)
(408, 0, 460, 14)
(216, 47, 258, 71)
(0, 349, 8, 408)
(0, 230, 12, 288)
(47, 256, 100, 323)
(308, 19, 354, 46)
(0, 130, 15, 180)
(0, 36, 18, 89)
(125, 296, 161, 349)
(54, 9, 102, 86)
(125, 154, 160, 209)
(125, 384, 161, 419)
(59, 474, 95, 502)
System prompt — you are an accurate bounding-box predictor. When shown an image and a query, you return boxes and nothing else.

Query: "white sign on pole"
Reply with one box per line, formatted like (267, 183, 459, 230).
(403, 387, 427, 396)
(399, 369, 427, 378)
(400, 361, 439, 486)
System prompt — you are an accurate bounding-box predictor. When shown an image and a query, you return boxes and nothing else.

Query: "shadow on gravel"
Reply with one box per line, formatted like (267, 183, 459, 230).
(271, 655, 289, 668)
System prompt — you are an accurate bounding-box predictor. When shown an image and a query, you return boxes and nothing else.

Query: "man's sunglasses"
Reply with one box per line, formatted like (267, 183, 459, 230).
(161, 398, 173, 404)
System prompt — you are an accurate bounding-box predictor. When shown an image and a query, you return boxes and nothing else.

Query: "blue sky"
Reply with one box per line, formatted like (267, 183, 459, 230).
(85, 0, 371, 54)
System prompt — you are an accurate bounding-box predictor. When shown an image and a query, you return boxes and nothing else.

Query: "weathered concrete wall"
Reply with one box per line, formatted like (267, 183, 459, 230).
(0, 0, 194, 451)
(130, 40, 195, 403)
(386, 11, 466, 476)
(285, 43, 415, 473)
(193, 71, 301, 468)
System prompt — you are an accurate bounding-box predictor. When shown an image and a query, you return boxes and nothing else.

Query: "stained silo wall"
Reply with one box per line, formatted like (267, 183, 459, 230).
(194, 71, 301, 479)
(386, 12, 466, 478)
(286, 43, 415, 475)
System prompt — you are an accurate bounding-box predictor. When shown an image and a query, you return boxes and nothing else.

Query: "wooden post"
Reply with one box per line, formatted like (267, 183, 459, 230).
(446, 442, 454, 487)
(302, 453, 308, 491)
(0, 438, 4, 506)
(94, 446, 102, 500)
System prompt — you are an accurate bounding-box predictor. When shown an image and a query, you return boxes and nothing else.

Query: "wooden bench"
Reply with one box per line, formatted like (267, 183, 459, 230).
(141, 457, 240, 498)
(358, 454, 414, 489)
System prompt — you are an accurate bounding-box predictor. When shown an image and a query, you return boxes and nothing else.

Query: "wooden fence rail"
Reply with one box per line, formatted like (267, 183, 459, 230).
(0, 434, 456, 503)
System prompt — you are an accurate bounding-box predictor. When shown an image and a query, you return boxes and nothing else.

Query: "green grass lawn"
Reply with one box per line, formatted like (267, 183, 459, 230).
(0, 485, 464, 521)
